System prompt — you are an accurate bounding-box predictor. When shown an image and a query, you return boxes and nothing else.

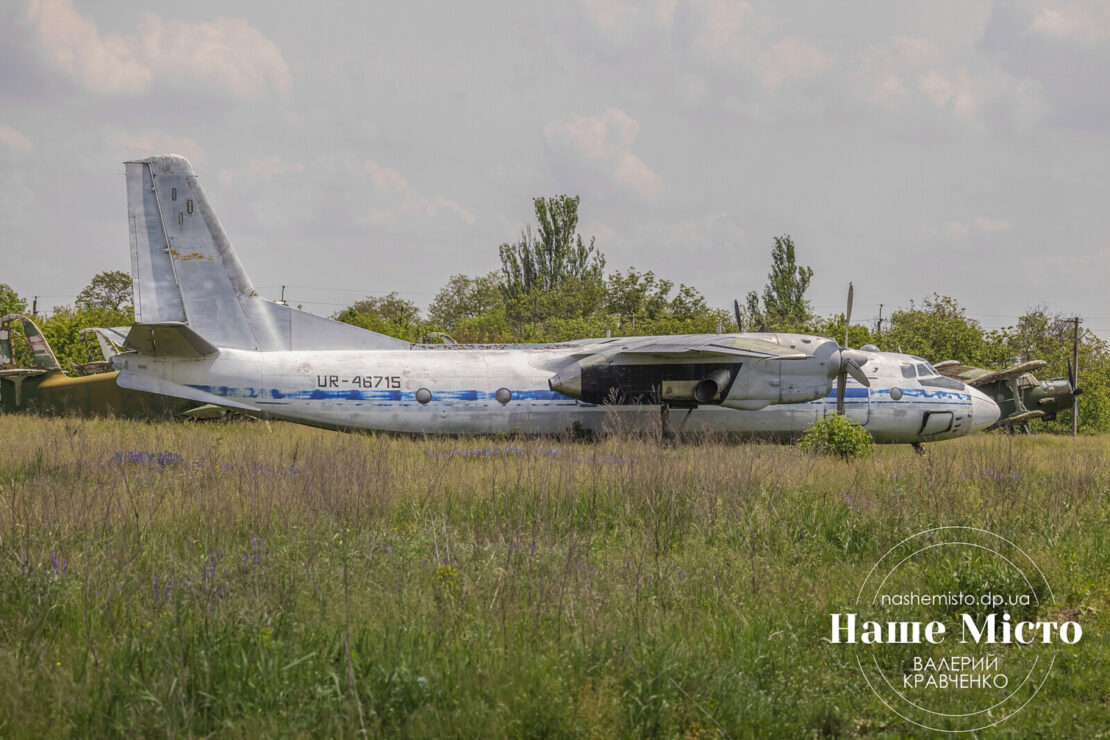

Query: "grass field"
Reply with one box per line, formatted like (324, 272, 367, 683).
(1, 416, 1107, 737)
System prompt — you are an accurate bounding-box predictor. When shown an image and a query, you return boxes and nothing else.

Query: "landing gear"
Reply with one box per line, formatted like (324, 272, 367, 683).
(660, 402, 695, 445)
(911, 442, 926, 456)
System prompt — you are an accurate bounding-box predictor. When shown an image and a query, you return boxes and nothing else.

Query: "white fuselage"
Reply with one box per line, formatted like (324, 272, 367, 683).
(114, 338, 999, 443)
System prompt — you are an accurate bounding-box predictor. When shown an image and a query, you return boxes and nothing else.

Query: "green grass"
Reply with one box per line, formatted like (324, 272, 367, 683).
(0, 417, 1107, 737)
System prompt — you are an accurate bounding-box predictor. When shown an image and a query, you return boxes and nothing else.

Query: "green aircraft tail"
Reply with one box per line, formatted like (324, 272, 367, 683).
(0, 314, 62, 372)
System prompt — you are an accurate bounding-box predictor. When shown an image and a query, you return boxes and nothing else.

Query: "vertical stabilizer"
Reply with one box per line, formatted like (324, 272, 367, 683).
(125, 155, 408, 351)
(1, 314, 61, 371)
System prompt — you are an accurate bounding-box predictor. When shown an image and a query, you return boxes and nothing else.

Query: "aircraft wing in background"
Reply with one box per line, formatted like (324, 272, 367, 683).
(935, 360, 1048, 387)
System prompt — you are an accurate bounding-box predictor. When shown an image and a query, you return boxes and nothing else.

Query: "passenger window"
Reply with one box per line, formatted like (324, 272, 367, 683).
(901, 365, 915, 379)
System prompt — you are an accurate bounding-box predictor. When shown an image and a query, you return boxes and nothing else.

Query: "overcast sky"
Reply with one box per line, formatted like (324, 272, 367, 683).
(1, 0, 1108, 337)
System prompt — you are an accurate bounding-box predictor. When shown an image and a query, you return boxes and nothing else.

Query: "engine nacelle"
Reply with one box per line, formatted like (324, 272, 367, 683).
(549, 360, 739, 405)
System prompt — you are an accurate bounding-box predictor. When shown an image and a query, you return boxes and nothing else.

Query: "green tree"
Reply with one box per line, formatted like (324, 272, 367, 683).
(447, 308, 516, 344)
(0, 284, 28, 317)
(499, 195, 605, 300)
(811, 314, 876, 348)
(39, 305, 134, 373)
(334, 292, 423, 342)
(427, 272, 504, 333)
(743, 235, 813, 332)
(499, 195, 606, 338)
(76, 270, 133, 311)
(879, 295, 1006, 366)
(605, 268, 727, 335)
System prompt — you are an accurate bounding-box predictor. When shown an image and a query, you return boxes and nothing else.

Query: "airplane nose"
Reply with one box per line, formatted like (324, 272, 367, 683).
(970, 387, 1000, 432)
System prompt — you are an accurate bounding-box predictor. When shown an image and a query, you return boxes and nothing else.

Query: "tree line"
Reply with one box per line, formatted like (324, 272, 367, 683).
(3, 194, 1106, 432)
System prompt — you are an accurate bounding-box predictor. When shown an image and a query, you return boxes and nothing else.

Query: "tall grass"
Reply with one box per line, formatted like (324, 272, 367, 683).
(0, 417, 1107, 737)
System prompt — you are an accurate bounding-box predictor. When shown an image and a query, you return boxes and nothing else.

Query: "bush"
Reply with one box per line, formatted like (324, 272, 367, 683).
(798, 414, 874, 460)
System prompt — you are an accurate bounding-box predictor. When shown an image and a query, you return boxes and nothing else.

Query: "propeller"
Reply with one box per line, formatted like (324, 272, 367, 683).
(733, 299, 743, 332)
(1067, 358, 1083, 397)
(835, 282, 870, 415)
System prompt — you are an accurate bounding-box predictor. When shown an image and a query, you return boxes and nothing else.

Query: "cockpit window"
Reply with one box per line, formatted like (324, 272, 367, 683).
(916, 363, 930, 376)
(900, 364, 916, 379)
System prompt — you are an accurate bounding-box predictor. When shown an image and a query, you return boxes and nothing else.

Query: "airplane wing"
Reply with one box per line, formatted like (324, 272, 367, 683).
(938, 360, 1048, 387)
(601, 334, 810, 360)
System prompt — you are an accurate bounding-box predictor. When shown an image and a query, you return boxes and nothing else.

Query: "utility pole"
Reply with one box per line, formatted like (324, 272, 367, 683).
(876, 303, 884, 338)
(1072, 316, 1081, 436)
(32, 296, 37, 317)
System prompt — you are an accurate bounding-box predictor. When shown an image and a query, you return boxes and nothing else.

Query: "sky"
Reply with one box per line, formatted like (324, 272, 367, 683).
(1, 0, 1108, 338)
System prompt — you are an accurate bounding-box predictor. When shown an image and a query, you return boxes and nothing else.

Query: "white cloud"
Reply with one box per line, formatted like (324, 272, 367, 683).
(362, 160, 476, 225)
(975, 217, 1012, 232)
(580, 0, 678, 42)
(690, 0, 758, 54)
(1031, 2, 1110, 45)
(136, 15, 293, 98)
(544, 108, 662, 199)
(889, 35, 942, 67)
(919, 69, 980, 125)
(756, 37, 835, 89)
(0, 126, 33, 151)
(27, 0, 149, 94)
(853, 36, 950, 108)
(219, 155, 304, 186)
(27, 0, 292, 98)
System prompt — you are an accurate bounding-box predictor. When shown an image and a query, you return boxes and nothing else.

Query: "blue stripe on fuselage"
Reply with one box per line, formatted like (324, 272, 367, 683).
(192, 386, 573, 403)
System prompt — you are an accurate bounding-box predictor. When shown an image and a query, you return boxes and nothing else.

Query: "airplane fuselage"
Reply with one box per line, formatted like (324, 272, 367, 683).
(112, 334, 999, 443)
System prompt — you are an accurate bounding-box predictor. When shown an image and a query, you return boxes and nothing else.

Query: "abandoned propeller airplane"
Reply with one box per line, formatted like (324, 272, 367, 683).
(935, 359, 1081, 430)
(108, 154, 1000, 444)
(0, 313, 192, 417)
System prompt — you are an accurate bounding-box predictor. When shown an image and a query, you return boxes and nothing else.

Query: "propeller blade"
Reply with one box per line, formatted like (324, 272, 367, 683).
(733, 299, 743, 332)
(1067, 358, 1076, 392)
(845, 358, 871, 387)
(844, 282, 854, 348)
(836, 369, 847, 414)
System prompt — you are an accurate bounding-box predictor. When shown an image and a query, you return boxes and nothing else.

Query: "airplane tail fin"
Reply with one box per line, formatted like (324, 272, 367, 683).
(125, 155, 408, 352)
(1, 314, 61, 371)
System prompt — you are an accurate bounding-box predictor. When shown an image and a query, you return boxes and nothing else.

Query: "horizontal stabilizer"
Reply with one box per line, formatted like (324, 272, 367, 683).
(81, 327, 130, 359)
(116, 370, 259, 412)
(123, 323, 218, 358)
(0, 368, 50, 379)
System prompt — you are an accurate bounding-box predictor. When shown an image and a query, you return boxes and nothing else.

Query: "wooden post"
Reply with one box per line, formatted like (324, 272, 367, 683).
(1072, 317, 1080, 436)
